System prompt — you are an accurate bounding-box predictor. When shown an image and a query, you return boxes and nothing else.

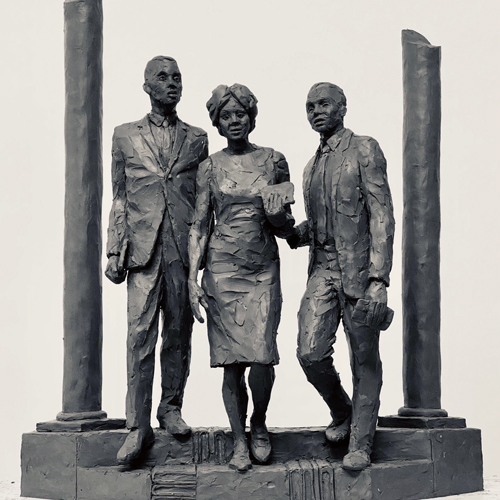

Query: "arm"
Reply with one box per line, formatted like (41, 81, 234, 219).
(105, 131, 127, 284)
(263, 152, 296, 238)
(359, 138, 396, 325)
(188, 158, 212, 322)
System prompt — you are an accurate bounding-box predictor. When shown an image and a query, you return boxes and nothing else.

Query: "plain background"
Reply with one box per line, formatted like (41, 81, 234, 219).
(1, 0, 499, 485)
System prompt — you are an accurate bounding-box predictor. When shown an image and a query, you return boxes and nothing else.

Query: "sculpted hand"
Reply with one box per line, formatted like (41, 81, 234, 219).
(188, 279, 208, 323)
(263, 192, 287, 227)
(364, 280, 388, 328)
(286, 226, 302, 249)
(105, 255, 127, 284)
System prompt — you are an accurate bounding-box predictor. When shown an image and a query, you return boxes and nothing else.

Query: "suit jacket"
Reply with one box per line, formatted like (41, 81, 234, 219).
(295, 127, 395, 298)
(106, 115, 208, 270)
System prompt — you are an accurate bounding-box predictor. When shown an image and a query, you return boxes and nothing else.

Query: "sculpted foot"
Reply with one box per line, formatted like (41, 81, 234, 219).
(158, 409, 191, 436)
(342, 450, 370, 471)
(325, 415, 351, 443)
(117, 427, 154, 465)
(250, 419, 272, 463)
(229, 440, 252, 472)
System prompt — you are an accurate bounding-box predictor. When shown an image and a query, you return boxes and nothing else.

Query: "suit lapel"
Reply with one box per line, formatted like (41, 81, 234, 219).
(137, 116, 163, 170)
(303, 154, 317, 219)
(166, 120, 188, 175)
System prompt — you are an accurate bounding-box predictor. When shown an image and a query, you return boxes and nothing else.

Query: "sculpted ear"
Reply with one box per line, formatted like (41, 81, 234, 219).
(339, 104, 347, 118)
(143, 82, 151, 96)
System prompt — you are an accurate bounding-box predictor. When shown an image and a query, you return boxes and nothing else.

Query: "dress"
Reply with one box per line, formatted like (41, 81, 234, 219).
(200, 146, 294, 367)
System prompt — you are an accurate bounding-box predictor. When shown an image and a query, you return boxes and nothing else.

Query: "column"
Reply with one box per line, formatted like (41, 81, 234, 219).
(398, 30, 447, 418)
(58, 0, 105, 421)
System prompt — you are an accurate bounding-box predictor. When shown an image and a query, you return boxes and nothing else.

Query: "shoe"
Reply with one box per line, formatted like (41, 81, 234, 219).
(116, 427, 155, 465)
(250, 421, 272, 463)
(158, 409, 191, 436)
(342, 450, 371, 471)
(229, 447, 252, 472)
(325, 415, 351, 443)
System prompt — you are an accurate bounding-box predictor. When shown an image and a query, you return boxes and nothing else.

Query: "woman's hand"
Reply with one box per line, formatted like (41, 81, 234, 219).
(188, 279, 208, 323)
(263, 192, 288, 227)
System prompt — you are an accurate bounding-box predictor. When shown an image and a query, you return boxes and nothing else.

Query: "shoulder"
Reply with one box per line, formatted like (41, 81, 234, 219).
(113, 116, 147, 139)
(180, 120, 208, 139)
(252, 146, 287, 165)
(348, 131, 384, 165)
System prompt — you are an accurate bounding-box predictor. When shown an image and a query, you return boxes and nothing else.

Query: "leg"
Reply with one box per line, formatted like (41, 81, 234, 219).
(297, 267, 352, 429)
(157, 258, 194, 435)
(118, 251, 162, 464)
(248, 364, 275, 462)
(342, 298, 383, 470)
(223, 364, 251, 472)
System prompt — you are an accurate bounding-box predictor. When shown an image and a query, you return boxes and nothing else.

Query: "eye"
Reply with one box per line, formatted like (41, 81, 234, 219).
(173, 75, 181, 82)
(236, 112, 246, 119)
(158, 75, 166, 81)
(220, 113, 230, 121)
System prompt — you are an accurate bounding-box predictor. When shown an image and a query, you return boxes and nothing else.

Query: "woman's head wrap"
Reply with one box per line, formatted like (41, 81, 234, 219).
(206, 83, 258, 133)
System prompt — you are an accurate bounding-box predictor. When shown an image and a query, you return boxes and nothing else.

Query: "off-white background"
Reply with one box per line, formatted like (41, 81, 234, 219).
(1, 0, 499, 487)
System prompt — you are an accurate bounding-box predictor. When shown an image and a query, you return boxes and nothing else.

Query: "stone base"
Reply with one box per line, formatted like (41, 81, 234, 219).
(21, 426, 483, 500)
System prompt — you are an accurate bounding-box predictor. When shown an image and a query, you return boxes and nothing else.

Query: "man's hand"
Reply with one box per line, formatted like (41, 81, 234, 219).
(188, 279, 208, 323)
(105, 255, 127, 284)
(286, 226, 301, 249)
(364, 280, 388, 328)
(263, 191, 288, 227)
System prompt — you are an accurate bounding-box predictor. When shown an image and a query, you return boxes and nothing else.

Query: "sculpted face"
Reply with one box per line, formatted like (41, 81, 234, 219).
(218, 98, 251, 140)
(144, 59, 182, 108)
(306, 85, 346, 136)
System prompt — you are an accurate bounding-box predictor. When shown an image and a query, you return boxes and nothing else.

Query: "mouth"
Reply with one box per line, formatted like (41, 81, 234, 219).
(228, 127, 243, 134)
(313, 117, 326, 127)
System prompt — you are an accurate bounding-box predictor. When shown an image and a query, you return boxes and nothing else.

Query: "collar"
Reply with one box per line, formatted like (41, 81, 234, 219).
(148, 111, 178, 127)
(320, 127, 346, 153)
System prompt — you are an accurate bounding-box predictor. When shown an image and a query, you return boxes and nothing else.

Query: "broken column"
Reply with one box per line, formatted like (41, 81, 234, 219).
(398, 29, 447, 418)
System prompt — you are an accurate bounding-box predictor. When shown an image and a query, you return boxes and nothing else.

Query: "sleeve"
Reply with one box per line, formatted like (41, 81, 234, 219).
(189, 158, 213, 278)
(270, 151, 296, 238)
(106, 131, 127, 259)
(358, 138, 395, 286)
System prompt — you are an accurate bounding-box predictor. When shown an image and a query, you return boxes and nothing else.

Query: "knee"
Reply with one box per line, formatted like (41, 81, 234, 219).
(296, 348, 326, 369)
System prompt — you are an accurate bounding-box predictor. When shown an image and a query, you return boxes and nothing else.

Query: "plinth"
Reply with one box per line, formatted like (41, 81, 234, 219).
(21, 426, 482, 500)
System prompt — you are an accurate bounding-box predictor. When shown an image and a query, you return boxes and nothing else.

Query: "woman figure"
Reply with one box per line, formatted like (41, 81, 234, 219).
(188, 84, 294, 472)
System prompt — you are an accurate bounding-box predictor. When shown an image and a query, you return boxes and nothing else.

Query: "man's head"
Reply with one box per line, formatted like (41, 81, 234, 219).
(306, 82, 347, 138)
(143, 56, 182, 110)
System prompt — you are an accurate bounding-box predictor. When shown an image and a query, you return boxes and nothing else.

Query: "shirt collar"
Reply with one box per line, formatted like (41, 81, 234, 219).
(148, 111, 178, 128)
(321, 127, 346, 153)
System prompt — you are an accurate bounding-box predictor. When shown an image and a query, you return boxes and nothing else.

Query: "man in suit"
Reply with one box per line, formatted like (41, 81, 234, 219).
(105, 56, 208, 464)
(288, 82, 395, 471)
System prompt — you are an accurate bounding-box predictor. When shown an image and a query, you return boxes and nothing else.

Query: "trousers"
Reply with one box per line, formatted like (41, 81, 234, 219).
(125, 215, 193, 429)
(297, 249, 382, 454)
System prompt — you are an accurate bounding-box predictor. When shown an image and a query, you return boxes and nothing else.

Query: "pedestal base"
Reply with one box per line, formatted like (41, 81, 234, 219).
(21, 426, 483, 500)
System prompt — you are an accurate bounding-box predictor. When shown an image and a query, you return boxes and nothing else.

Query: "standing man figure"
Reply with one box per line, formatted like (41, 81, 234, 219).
(288, 82, 395, 471)
(105, 56, 208, 464)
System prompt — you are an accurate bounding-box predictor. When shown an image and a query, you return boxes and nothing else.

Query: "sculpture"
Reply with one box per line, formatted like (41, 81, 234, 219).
(105, 56, 209, 464)
(288, 82, 395, 471)
(188, 84, 295, 472)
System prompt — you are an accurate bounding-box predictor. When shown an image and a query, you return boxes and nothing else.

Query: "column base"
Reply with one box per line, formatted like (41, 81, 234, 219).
(57, 410, 108, 421)
(398, 407, 448, 418)
(38, 415, 126, 432)
(378, 414, 466, 429)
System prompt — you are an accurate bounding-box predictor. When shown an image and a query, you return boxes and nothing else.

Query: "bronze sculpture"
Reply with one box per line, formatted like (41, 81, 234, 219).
(288, 82, 395, 471)
(188, 84, 295, 472)
(105, 56, 208, 464)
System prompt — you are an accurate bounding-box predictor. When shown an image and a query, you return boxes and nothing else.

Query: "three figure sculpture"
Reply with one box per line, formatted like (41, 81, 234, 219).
(105, 57, 395, 473)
